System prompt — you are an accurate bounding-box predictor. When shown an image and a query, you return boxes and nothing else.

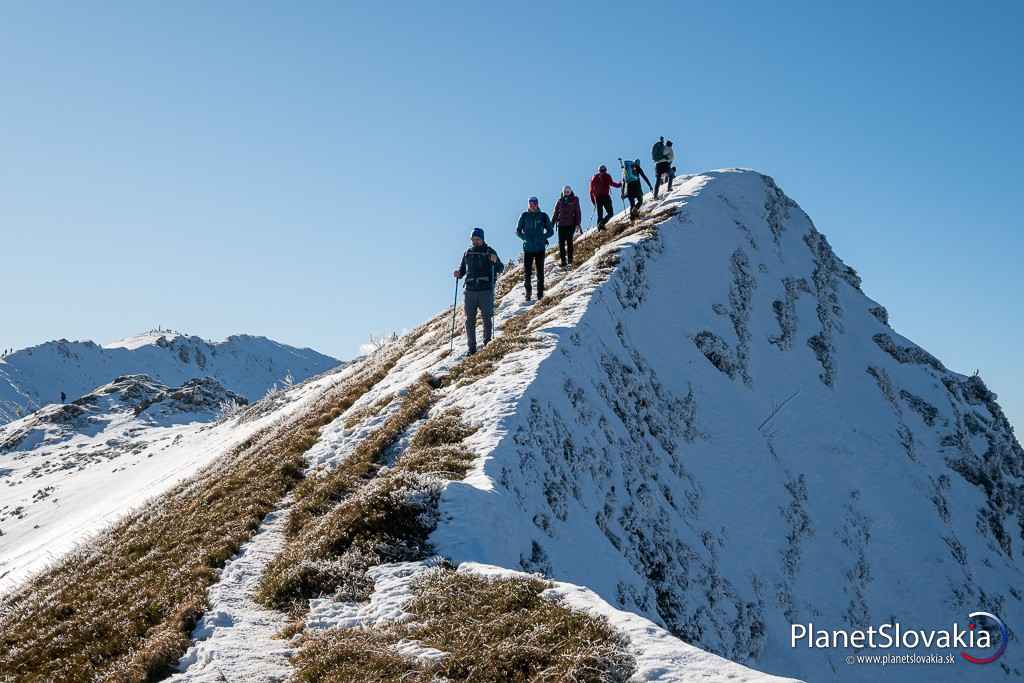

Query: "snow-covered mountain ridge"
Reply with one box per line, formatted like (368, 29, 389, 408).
(0, 331, 340, 425)
(312, 168, 1019, 681)
(0, 374, 245, 455)
(425, 169, 1023, 681)
(1, 169, 1018, 682)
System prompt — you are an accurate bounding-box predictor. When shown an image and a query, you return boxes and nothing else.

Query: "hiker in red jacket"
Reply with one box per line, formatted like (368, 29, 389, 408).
(589, 165, 621, 231)
(551, 185, 582, 269)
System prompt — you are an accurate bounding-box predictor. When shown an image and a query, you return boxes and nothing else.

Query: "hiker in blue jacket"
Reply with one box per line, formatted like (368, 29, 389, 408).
(454, 228, 504, 355)
(516, 196, 554, 301)
(622, 159, 653, 218)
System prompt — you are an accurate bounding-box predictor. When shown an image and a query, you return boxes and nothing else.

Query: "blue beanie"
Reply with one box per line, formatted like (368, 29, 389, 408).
(471, 227, 485, 240)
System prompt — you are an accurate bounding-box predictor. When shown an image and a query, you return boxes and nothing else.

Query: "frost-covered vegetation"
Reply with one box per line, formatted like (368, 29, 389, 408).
(293, 567, 635, 682)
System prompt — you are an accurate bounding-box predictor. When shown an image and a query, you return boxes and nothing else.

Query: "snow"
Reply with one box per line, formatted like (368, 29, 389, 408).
(104, 329, 185, 350)
(306, 561, 439, 631)
(0, 368, 346, 594)
(171, 505, 294, 682)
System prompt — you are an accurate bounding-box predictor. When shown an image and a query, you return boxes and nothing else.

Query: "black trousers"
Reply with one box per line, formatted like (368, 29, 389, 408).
(654, 161, 673, 198)
(557, 225, 575, 266)
(626, 180, 644, 212)
(523, 251, 545, 298)
(595, 195, 614, 227)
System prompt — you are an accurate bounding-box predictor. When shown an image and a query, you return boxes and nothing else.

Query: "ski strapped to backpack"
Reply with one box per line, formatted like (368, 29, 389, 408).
(622, 159, 639, 183)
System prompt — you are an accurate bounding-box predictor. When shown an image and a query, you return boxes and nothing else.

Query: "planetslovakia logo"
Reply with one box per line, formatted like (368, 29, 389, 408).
(791, 612, 1008, 665)
(961, 611, 1008, 665)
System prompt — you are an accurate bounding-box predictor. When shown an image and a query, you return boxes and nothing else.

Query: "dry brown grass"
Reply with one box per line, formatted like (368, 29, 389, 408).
(286, 376, 436, 536)
(0, 346, 409, 683)
(398, 445, 476, 479)
(258, 406, 479, 611)
(409, 407, 476, 449)
(398, 408, 479, 478)
(293, 568, 636, 682)
(258, 468, 442, 610)
(342, 391, 396, 430)
(292, 624, 419, 682)
(274, 617, 307, 641)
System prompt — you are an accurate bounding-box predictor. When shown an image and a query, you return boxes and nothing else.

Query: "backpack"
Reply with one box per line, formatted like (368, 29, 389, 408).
(463, 247, 497, 289)
(622, 161, 638, 183)
(652, 140, 665, 162)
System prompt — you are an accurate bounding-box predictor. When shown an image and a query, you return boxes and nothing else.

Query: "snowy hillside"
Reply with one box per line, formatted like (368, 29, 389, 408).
(1, 169, 1018, 682)
(426, 170, 1024, 680)
(0, 372, 341, 592)
(0, 331, 340, 425)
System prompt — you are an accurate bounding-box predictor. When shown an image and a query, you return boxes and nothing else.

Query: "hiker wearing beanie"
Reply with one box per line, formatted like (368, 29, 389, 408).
(589, 165, 621, 230)
(515, 196, 553, 301)
(453, 227, 504, 355)
(551, 185, 581, 269)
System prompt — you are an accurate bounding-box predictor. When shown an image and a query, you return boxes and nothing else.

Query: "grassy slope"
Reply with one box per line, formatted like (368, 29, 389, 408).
(0, 204, 676, 682)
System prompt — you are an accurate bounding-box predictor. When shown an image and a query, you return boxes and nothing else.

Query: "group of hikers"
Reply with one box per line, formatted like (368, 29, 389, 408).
(452, 136, 678, 355)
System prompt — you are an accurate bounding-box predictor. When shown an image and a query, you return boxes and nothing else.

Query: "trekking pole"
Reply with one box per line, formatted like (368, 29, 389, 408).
(617, 158, 627, 215)
(449, 277, 459, 353)
(490, 261, 497, 334)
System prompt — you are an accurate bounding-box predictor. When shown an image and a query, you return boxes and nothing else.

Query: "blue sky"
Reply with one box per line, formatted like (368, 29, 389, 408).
(1, 1, 1021, 429)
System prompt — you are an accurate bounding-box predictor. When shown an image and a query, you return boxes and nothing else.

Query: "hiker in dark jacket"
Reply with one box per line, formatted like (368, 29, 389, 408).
(623, 159, 652, 217)
(454, 228, 504, 355)
(651, 136, 666, 166)
(654, 139, 675, 199)
(515, 196, 554, 301)
(551, 185, 581, 269)
(589, 165, 621, 230)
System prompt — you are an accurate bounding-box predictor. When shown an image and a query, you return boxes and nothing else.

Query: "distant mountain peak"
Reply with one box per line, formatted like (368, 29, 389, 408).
(103, 328, 188, 350)
(0, 332, 340, 425)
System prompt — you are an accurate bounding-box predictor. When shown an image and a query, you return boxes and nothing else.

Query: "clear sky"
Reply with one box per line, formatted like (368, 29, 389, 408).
(1, 1, 1021, 430)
